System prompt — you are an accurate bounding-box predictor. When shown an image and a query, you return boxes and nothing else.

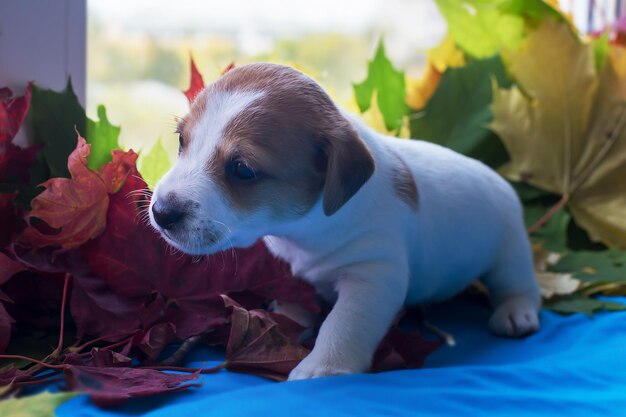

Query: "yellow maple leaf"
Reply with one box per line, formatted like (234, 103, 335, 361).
(406, 35, 464, 111)
(428, 34, 466, 73)
(406, 63, 442, 111)
(345, 91, 411, 138)
(490, 19, 626, 248)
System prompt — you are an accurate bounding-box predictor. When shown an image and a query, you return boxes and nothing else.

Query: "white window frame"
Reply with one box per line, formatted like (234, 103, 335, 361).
(0, 0, 86, 105)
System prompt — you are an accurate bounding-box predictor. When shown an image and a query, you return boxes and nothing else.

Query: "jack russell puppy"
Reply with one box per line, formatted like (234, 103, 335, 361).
(150, 63, 541, 380)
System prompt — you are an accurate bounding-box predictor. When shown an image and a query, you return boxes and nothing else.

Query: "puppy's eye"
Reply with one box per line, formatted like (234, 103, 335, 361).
(178, 134, 184, 155)
(231, 160, 257, 180)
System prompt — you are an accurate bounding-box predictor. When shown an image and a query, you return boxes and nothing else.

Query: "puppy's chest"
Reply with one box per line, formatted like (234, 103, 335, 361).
(264, 236, 336, 284)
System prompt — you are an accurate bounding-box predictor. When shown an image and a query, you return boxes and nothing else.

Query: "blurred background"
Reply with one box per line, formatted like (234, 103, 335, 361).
(86, 0, 624, 159)
(0, 1, 623, 159)
(87, 0, 448, 157)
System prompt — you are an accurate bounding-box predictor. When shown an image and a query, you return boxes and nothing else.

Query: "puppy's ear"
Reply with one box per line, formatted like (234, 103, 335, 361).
(321, 123, 375, 216)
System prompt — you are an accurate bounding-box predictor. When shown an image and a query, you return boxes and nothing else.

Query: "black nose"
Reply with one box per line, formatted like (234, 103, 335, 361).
(152, 202, 185, 230)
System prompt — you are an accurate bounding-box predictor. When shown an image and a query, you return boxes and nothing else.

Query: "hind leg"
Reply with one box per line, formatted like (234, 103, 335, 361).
(482, 236, 541, 337)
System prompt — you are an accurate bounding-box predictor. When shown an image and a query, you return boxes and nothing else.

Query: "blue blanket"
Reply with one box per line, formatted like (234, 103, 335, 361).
(55, 297, 626, 416)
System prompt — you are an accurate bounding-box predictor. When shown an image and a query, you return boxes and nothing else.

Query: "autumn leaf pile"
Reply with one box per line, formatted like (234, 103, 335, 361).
(0, 57, 441, 407)
(2, 0, 626, 410)
(356, 0, 626, 315)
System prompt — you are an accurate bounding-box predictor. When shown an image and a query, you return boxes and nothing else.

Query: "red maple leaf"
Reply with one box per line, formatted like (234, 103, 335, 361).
(18, 136, 109, 251)
(18, 135, 140, 253)
(0, 84, 39, 184)
(222, 295, 309, 381)
(0, 83, 31, 144)
(183, 56, 205, 104)
(35, 140, 318, 353)
(0, 252, 27, 353)
(372, 323, 443, 372)
(0, 193, 20, 249)
(63, 365, 200, 407)
(222, 62, 235, 75)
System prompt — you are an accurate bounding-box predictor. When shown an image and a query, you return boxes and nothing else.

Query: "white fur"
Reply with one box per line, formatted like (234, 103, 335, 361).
(151, 90, 268, 254)
(152, 87, 541, 381)
(266, 117, 541, 379)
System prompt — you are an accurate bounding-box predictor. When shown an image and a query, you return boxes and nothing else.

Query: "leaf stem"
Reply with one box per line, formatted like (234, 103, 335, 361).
(71, 331, 137, 354)
(0, 354, 66, 370)
(54, 273, 71, 356)
(141, 362, 226, 374)
(99, 336, 134, 352)
(11, 376, 64, 388)
(527, 196, 569, 234)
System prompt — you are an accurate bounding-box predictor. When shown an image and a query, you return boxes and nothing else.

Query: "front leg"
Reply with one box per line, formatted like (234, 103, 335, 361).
(288, 271, 406, 380)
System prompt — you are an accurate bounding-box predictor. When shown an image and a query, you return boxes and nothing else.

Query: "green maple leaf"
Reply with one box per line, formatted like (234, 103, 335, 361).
(434, 0, 524, 58)
(29, 80, 86, 181)
(23, 80, 121, 205)
(353, 41, 408, 132)
(409, 55, 511, 168)
(0, 391, 79, 417)
(592, 31, 610, 72)
(434, 0, 563, 59)
(544, 295, 626, 315)
(497, 0, 563, 22)
(139, 138, 172, 188)
(549, 250, 626, 284)
(86, 104, 121, 170)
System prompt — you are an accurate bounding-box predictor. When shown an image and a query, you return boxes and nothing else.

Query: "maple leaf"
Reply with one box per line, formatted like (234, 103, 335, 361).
(0, 252, 26, 286)
(0, 84, 39, 188)
(222, 62, 235, 75)
(183, 56, 205, 104)
(63, 365, 200, 407)
(29, 81, 86, 182)
(372, 323, 443, 372)
(410, 55, 511, 168)
(17, 135, 140, 252)
(23, 83, 118, 205)
(406, 63, 442, 112)
(0, 303, 13, 356)
(85, 104, 121, 170)
(0, 253, 27, 354)
(70, 155, 316, 349)
(353, 41, 408, 132)
(434, 0, 524, 58)
(222, 295, 309, 381)
(139, 138, 172, 188)
(0, 142, 39, 189)
(18, 136, 109, 252)
(544, 295, 626, 315)
(0, 391, 79, 417)
(0, 83, 31, 144)
(434, 0, 564, 59)
(100, 148, 139, 194)
(405, 35, 466, 112)
(490, 20, 626, 247)
(0, 194, 20, 249)
(64, 348, 132, 368)
(70, 270, 143, 341)
(548, 249, 626, 285)
(136, 323, 176, 361)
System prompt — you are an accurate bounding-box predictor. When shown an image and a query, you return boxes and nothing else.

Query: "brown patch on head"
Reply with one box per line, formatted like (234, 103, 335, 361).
(191, 63, 375, 218)
(389, 148, 418, 211)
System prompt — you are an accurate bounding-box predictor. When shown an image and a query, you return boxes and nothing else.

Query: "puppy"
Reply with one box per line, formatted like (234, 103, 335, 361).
(150, 63, 541, 380)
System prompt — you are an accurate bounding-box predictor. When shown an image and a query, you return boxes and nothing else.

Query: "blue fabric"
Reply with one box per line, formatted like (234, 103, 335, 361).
(56, 297, 626, 417)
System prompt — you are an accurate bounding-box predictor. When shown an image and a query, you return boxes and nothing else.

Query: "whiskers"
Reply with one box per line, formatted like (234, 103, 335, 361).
(126, 187, 154, 227)
(212, 219, 238, 275)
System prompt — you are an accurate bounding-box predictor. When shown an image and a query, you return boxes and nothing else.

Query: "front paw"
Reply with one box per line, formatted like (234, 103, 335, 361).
(288, 352, 370, 381)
